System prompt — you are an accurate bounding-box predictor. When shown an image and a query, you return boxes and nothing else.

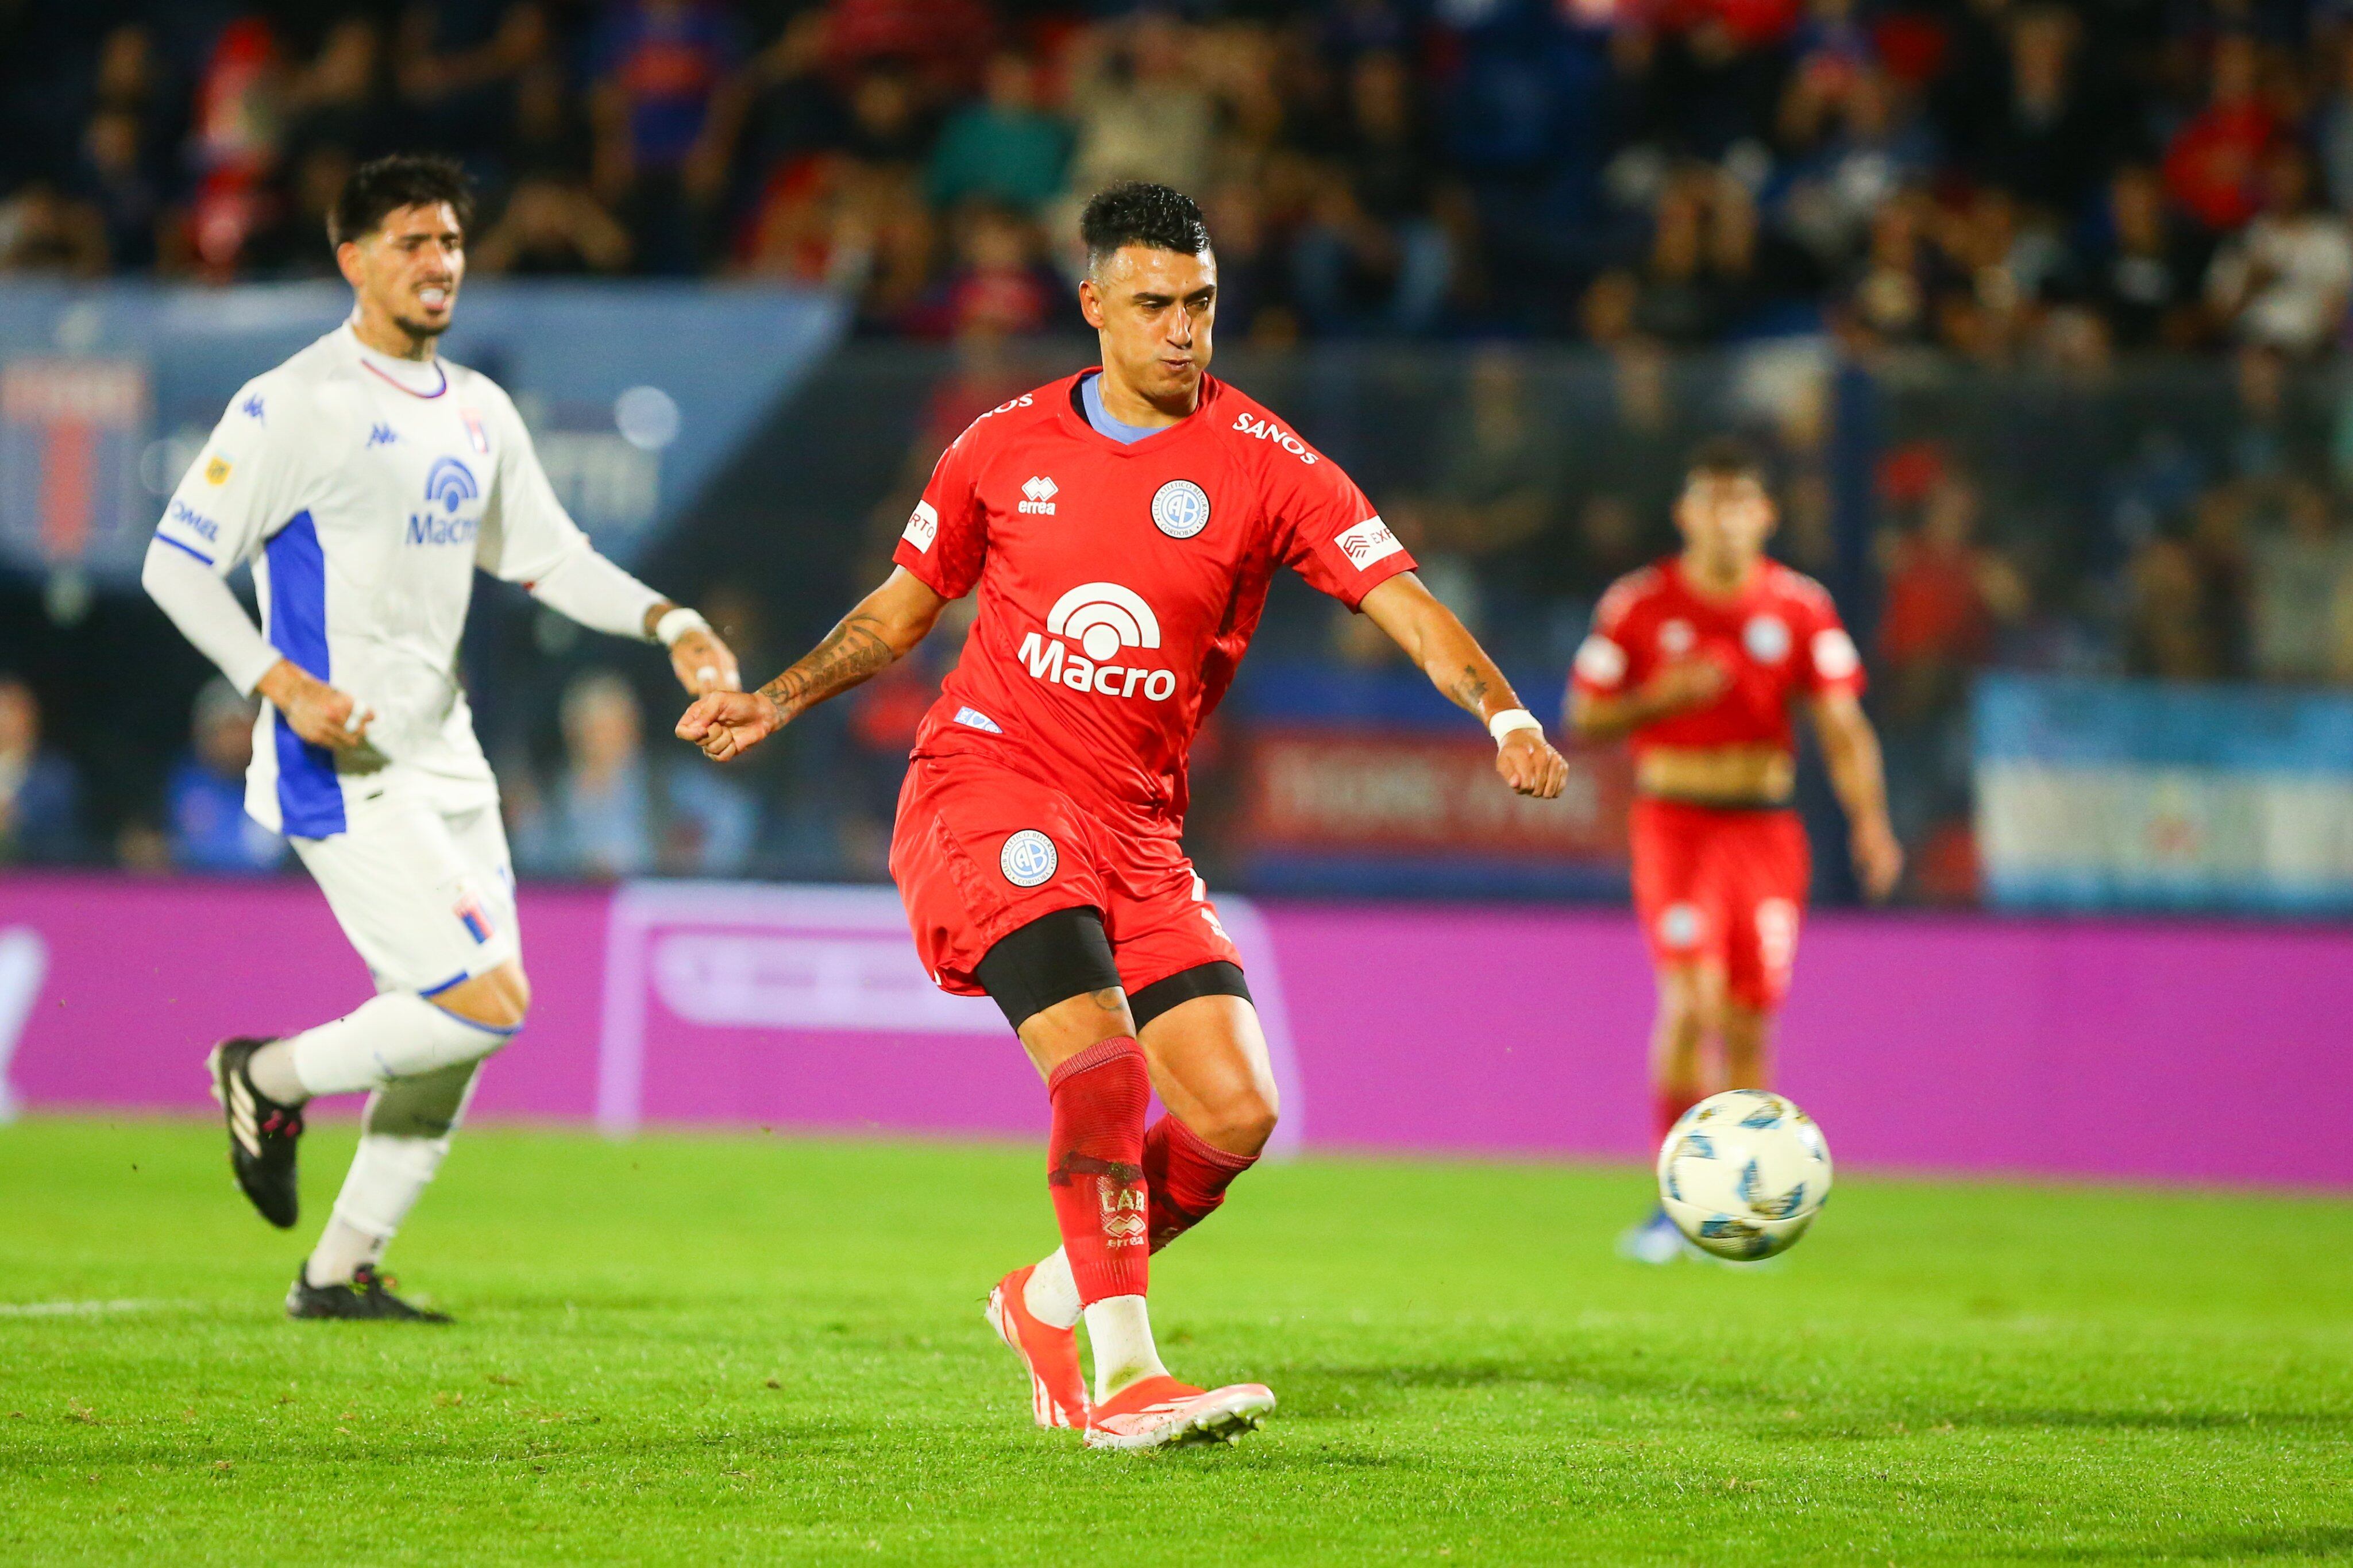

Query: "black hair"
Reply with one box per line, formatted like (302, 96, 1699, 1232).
(328, 154, 475, 248)
(1078, 181, 1210, 273)
(1685, 434, 1767, 484)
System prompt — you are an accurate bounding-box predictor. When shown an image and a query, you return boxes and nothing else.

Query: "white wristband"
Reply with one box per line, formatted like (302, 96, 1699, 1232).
(653, 606, 709, 647)
(1488, 707, 1542, 746)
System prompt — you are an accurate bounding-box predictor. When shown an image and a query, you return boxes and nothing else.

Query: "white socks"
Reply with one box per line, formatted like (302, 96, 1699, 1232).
(1029, 1249, 1171, 1400)
(304, 1215, 388, 1287)
(284, 992, 511, 1096)
(1082, 1295, 1170, 1403)
(1024, 1248, 1083, 1330)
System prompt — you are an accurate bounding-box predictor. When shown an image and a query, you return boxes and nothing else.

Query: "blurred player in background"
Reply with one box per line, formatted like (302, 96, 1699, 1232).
(680, 182, 1568, 1449)
(141, 155, 738, 1319)
(1568, 438, 1900, 1264)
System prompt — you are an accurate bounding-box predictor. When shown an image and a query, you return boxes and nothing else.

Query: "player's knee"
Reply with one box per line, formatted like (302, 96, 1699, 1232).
(1194, 1084, 1278, 1156)
(431, 962, 531, 1032)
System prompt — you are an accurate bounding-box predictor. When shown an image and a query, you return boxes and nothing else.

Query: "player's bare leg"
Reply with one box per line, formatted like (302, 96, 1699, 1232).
(1719, 1000, 1774, 1094)
(1622, 961, 1723, 1264)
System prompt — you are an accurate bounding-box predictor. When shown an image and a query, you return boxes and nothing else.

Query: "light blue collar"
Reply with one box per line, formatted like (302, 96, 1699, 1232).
(1079, 372, 1165, 445)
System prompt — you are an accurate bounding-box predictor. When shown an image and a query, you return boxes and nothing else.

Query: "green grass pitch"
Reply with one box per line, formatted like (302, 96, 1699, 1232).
(2, 1117, 2350, 1565)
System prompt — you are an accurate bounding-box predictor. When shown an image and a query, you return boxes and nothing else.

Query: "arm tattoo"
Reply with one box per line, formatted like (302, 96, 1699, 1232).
(1447, 665, 1491, 716)
(758, 614, 897, 719)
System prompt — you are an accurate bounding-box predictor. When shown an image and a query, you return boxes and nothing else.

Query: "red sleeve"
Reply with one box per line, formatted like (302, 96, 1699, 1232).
(890, 427, 988, 598)
(1796, 589, 1866, 698)
(1270, 444, 1417, 610)
(1572, 576, 1649, 698)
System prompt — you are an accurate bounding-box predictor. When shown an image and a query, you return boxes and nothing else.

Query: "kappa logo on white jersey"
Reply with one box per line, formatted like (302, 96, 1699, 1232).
(1017, 582, 1178, 702)
(902, 500, 939, 553)
(1020, 476, 1059, 515)
(1334, 516, 1403, 569)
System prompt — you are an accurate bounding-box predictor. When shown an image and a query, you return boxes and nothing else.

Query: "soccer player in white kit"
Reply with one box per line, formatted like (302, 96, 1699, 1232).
(142, 155, 741, 1320)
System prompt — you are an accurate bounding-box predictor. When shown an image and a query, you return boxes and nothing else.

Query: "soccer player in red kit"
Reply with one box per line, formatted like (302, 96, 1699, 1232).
(679, 184, 1568, 1448)
(1567, 438, 1901, 1265)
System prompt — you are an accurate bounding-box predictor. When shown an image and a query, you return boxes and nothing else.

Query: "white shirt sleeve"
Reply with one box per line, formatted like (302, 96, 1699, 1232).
(474, 386, 664, 640)
(142, 378, 311, 694)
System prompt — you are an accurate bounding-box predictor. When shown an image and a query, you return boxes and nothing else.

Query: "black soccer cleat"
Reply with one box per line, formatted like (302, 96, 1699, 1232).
(286, 1262, 453, 1323)
(206, 1036, 303, 1229)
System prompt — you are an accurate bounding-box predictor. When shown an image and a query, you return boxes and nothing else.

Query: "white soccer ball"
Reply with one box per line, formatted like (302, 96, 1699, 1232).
(1656, 1090, 1833, 1261)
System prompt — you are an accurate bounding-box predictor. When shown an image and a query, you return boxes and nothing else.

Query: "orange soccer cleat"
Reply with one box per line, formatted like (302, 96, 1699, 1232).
(1081, 1374, 1275, 1451)
(985, 1265, 1089, 1429)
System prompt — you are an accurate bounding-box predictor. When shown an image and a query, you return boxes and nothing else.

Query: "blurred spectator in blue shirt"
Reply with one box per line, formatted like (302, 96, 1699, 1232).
(516, 670, 756, 878)
(0, 675, 83, 865)
(166, 678, 286, 874)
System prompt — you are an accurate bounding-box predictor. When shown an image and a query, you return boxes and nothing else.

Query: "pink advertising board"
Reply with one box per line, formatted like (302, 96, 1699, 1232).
(3, 873, 2344, 1187)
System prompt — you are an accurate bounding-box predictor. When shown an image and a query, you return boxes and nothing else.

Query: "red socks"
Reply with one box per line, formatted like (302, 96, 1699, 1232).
(1654, 1088, 1704, 1146)
(1045, 1037, 1151, 1306)
(1143, 1113, 1257, 1252)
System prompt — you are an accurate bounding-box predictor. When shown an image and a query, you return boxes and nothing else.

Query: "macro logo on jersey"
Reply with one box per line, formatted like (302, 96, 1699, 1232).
(1334, 516, 1403, 569)
(1151, 480, 1210, 539)
(1017, 582, 1179, 702)
(1019, 476, 1058, 515)
(1000, 829, 1058, 888)
(902, 500, 939, 553)
(409, 457, 483, 546)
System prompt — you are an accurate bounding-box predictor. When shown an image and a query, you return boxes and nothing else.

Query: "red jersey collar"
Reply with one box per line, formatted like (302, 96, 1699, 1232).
(1053, 367, 1223, 457)
(1664, 554, 1774, 611)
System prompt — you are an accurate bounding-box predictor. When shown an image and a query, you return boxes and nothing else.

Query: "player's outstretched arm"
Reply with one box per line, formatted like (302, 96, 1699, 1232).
(676, 567, 950, 763)
(1808, 691, 1903, 900)
(1359, 573, 1568, 800)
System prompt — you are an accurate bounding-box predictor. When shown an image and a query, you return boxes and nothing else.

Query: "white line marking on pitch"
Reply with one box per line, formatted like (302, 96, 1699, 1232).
(0, 1299, 171, 1318)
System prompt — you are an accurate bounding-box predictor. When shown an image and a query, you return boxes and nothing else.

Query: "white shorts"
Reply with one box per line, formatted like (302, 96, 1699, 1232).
(291, 782, 520, 997)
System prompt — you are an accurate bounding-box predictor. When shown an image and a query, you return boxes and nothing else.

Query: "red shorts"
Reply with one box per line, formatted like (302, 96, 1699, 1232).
(889, 754, 1241, 998)
(1629, 797, 1810, 1010)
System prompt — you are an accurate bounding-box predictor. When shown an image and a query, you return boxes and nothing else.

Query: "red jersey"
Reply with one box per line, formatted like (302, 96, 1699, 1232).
(1572, 557, 1863, 759)
(890, 370, 1417, 837)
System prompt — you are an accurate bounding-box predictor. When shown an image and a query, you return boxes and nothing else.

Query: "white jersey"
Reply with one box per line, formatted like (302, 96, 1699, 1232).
(156, 325, 595, 836)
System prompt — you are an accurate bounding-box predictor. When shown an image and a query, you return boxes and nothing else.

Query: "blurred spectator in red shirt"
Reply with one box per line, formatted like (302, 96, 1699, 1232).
(2163, 34, 2275, 233)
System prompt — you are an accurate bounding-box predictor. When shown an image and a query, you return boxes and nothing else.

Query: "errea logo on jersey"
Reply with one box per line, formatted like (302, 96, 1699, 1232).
(1019, 476, 1058, 515)
(1017, 582, 1178, 702)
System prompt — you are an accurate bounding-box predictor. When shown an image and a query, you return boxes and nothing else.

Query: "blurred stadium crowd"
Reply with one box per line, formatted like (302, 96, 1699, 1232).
(6, 0, 2353, 906)
(3, 0, 2353, 353)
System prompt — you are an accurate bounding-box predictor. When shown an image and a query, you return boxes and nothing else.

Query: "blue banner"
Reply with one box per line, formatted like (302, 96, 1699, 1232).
(0, 280, 847, 582)
(1974, 674, 2353, 914)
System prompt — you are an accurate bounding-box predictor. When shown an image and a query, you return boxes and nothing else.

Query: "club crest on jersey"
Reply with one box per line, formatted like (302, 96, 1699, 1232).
(1334, 516, 1403, 568)
(1151, 479, 1210, 539)
(454, 891, 494, 944)
(1017, 582, 1178, 702)
(1001, 829, 1058, 888)
(1744, 613, 1791, 663)
(1659, 619, 1696, 656)
(461, 407, 491, 454)
(203, 454, 232, 485)
(1019, 476, 1058, 515)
